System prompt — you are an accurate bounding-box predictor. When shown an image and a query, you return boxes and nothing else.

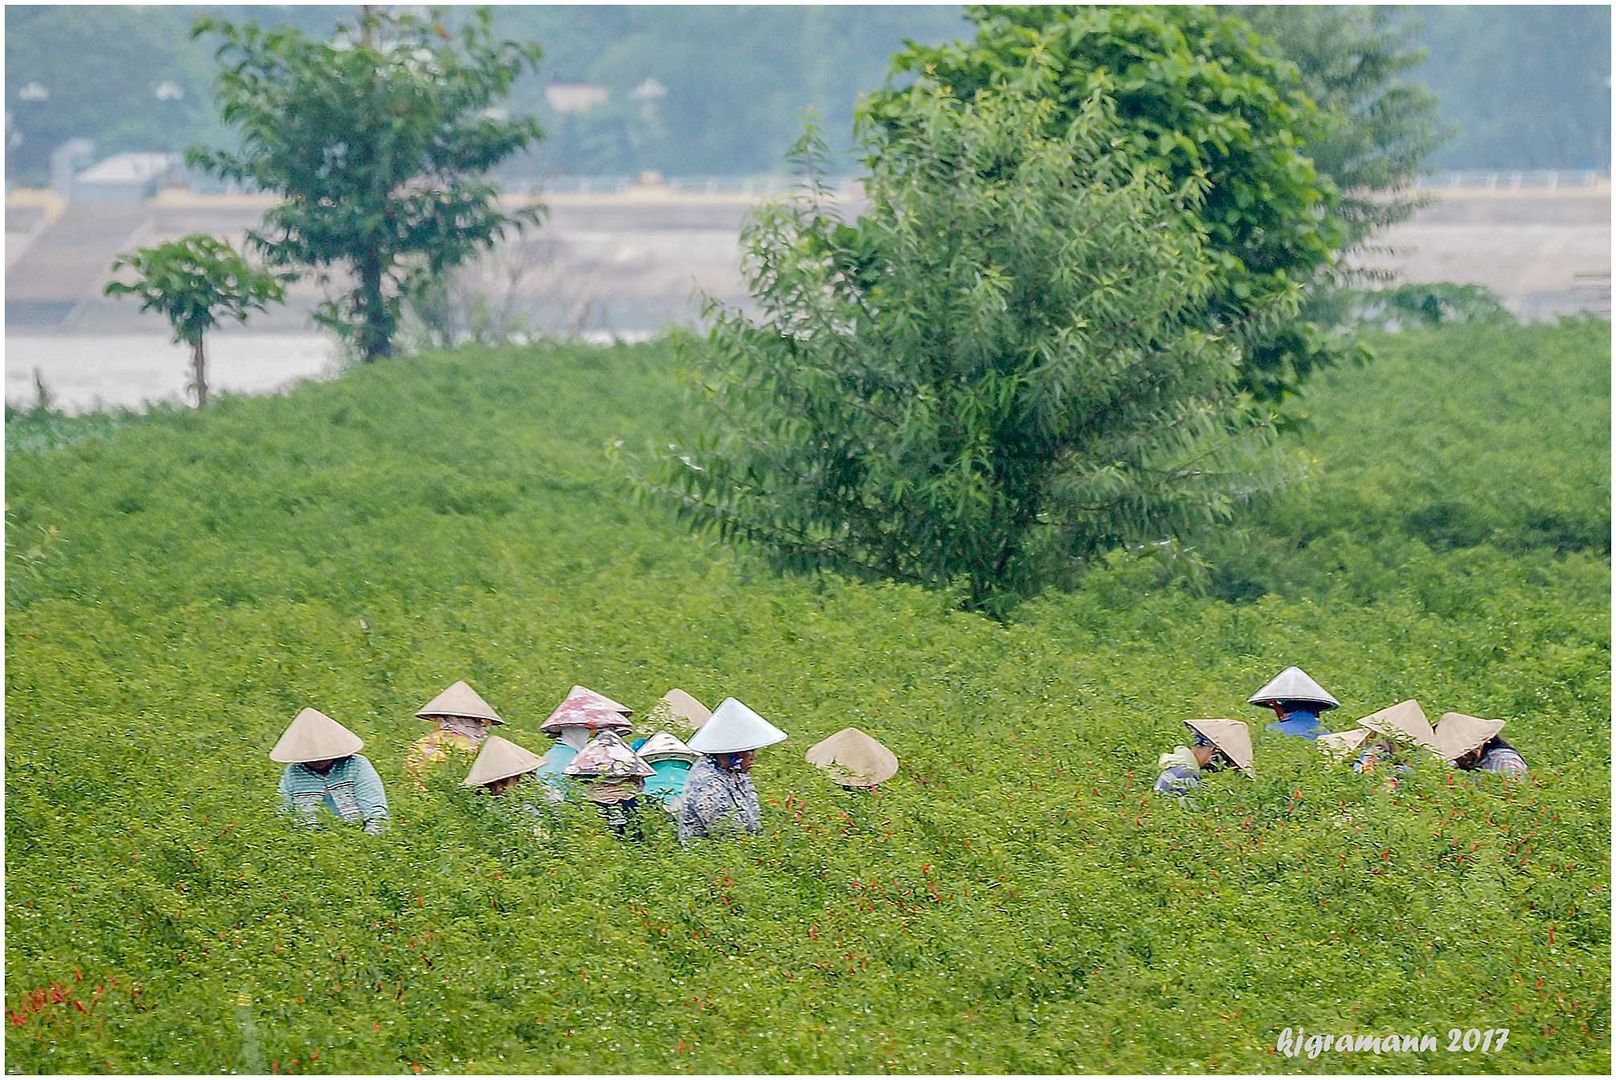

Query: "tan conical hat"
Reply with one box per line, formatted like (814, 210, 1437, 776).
(1316, 727, 1372, 762)
(805, 727, 899, 787)
(1248, 666, 1340, 710)
(637, 731, 699, 765)
(1183, 718, 1254, 774)
(660, 688, 712, 729)
(564, 729, 656, 779)
(416, 680, 504, 724)
(462, 734, 545, 787)
(1434, 712, 1506, 763)
(270, 707, 363, 764)
(1357, 699, 1441, 754)
(569, 685, 632, 717)
(540, 688, 634, 733)
(688, 697, 787, 754)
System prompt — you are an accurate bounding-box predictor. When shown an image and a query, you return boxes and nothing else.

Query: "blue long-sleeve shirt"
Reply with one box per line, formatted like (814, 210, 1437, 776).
(1267, 710, 1326, 740)
(279, 754, 389, 834)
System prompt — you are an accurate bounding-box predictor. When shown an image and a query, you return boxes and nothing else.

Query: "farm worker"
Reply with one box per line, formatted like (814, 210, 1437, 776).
(463, 734, 547, 796)
(564, 729, 656, 839)
(405, 680, 504, 784)
(1351, 699, 1444, 780)
(535, 685, 635, 795)
(1315, 727, 1372, 764)
(636, 731, 702, 814)
(1248, 666, 1339, 740)
(640, 688, 713, 734)
(678, 697, 788, 844)
(271, 708, 389, 835)
(1152, 718, 1254, 799)
(1435, 712, 1528, 776)
(804, 727, 899, 791)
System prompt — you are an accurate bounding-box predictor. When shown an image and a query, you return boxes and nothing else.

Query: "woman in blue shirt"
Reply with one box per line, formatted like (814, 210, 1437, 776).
(271, 708, 389, 835)
(1247, 665, 1340, 740)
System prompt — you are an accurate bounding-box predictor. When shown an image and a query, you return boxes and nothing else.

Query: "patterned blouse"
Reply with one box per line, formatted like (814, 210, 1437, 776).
(1471, 739, 1529, 776)
(677, 755, 762, 844)
(403, 729, 481, 783)
(278, 755, 390, 834)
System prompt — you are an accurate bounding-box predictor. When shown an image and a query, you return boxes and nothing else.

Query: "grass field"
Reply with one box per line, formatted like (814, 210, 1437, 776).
(5, 318, 1609, 1072)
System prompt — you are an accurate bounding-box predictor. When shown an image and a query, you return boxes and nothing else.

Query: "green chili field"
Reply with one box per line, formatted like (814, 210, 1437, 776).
(5, 319, 1610, 1072)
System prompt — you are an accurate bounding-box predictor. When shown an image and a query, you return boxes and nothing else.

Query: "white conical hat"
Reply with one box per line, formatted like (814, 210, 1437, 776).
(687, 697, 788, 754)
(1248, 666, 1340, 710)
(540, 688, 634, 733)
(1434, 712, 1506, 763)
(637, 731, 699, 765)
(1183, 718, 1254, 774)
(462, 734, 545, 787)
(805, 727, 899, 787)
(270, 708, 363, 764)
(564, 730, 656, 779)
(1357, 699, 1442, 754)
(416, 680, 504, 724)
(660, 688, 712, 729)
(569, 684, 632, 717)
(1316, 728, 1372, 762)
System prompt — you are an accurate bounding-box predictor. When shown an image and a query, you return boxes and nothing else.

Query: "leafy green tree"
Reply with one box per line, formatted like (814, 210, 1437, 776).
(104, 234, 288, 408)
(645, 92, 1292, 616)
(187, 7, 544, 361)
(1235, 5, 1447, 249)
(864, 4, 1345, 407)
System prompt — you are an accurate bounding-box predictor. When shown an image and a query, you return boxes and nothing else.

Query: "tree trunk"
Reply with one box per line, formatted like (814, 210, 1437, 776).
(357, 246, 392, 362)
(190, 336, 209, 409)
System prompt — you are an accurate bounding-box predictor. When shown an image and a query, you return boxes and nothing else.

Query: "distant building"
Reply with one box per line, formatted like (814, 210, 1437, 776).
(72, 152, 181, 204)
(545, 83, 609, 115)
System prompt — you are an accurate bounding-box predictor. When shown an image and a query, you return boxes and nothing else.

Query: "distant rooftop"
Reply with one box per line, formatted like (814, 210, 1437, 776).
(77, 153, 181, 184)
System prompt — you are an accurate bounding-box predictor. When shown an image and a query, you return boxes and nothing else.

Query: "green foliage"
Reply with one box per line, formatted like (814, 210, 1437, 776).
(867, 4, 1349, 407)
(105, 234, 286, 348)
(1236, 4, 1448, 248)
(5, 321, 1609, 1071)
(187, 6, 545, 361)
(104, 234, 288, 408)
(645, 92, 1291, 616)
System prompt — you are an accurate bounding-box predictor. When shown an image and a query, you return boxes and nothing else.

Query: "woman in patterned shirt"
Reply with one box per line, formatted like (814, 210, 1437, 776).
(1436, 712, 1528, 777)
(1152, 718, 1253, 799)
(678, 698, 788, 844)
(404, 681, 505, 785)
(271, 708, 390, 835)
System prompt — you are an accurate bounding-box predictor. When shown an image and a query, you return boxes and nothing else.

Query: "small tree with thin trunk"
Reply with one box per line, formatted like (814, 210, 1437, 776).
(105, 234, 287, 408)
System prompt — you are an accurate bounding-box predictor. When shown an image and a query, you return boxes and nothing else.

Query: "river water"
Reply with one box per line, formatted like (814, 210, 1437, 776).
(3, 330, 654, 414)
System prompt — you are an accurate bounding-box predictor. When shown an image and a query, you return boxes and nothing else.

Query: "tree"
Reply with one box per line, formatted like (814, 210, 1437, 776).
(1235, 5, 1447, 249)
(104, 235, 288, 408)
(644, 93, 1293, 616)
(864, 4, 1345, 407)
(187, 7, 545, 361)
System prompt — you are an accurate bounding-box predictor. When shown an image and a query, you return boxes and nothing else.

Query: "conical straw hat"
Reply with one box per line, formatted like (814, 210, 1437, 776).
(1316, 727, 1372, 762)
(416, 680, 504, 724)
(687, 697, 788, 754)
(569, 684, 632, 717)
(637, 731, 699, 765)
(660, 688, 712, 729)
(1183, 718, 1254, 774)
(564, 729, 656, 779)
(1357, 699, 1441, 754)
(270, 708, 363, 764)
(804, 727, 899, 787)
(1248, 666, 1340, 710)
(462, 734, 545, 787)
(540, 688, 634, 733)
(1434, 712, 1506, 763)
